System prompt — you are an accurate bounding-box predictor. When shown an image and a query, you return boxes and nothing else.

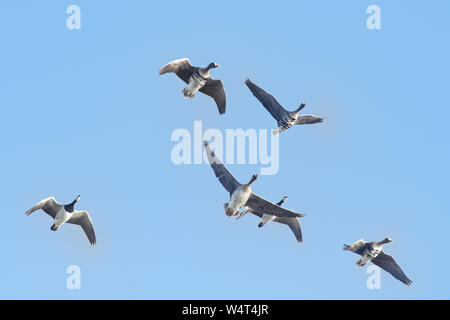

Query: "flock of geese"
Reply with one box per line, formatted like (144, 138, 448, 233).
(25, 57, 412, 288)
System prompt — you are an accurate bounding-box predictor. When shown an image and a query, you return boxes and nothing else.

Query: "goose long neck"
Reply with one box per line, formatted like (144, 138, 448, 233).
(246, 174, 258, 187)
(296, 103, 306, 113)
(70, 195, 80, 206)
(277, 197, 288, 206)
(376, 238, 390, 245)
(205, 62, 219, 72)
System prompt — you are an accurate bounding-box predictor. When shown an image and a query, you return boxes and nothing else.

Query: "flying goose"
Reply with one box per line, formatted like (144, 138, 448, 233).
(344, 238, 412, 285)
(245, 79, 323, 135)
(159, 58, 226, 115)
(26, 195, 96, 245)
(237, 196, 303, 243)
(204, 141, 304, 221)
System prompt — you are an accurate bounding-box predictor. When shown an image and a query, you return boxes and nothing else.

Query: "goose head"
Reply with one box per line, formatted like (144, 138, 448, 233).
(291, 102, 307, 118)
(69, 195, 81, 206)
(246, 173, 258, 187)
(65, 194, 81, 212)
(206, 62, 219, 70)
(378, 237, 393, 245)
(277, 196, 288, 206)
(296, 102, 307, 113)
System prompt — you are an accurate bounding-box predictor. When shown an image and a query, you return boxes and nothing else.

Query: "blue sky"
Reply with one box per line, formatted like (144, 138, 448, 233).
(0, 1, 449, 299)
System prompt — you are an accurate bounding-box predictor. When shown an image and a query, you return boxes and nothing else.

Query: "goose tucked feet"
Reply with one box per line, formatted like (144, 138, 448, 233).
(223, 203, 233, 216)
(182, 86, 197, 98)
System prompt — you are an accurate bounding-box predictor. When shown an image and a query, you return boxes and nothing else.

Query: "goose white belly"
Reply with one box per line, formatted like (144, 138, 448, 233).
(275, 114, 298, 135)
(54, 209, 73, 227)
(183, 75, 207, 98)
(260, 213, 276, 226)
(227, 187, 251, 216)
(357, 244, 382, 266)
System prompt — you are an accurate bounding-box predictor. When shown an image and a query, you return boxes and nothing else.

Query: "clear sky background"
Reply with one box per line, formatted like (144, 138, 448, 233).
(0, 1, 449, 299)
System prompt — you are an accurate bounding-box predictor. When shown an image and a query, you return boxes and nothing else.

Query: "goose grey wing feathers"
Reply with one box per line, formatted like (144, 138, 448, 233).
(247, 209, 263, 219)
(296, 115, 323, 125)
(25, 197, 62, 219)
(245, 193, 304, 218)
(200, 79, 226, 114)
(204, 141, 240, 195)
(67, 210, 96, 245)
(343, 239, 368, 255)
(245, 79, 288, 121)
(159, 58, 196, 84)
(275, 217, 303, 242)
(371, 251, 412, 285)
(244, 208, 303, 242)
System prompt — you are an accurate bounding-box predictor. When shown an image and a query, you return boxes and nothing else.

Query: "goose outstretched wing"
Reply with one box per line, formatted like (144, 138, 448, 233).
(25, 197, 62, 219)
(239, 198, 303, 243)
(343, 239, 368, 255)
(204, 141, 240, 195)
(159, 58, 196, 84)
(275, 217, 303, 243)
(67, 210, 96, 245)
(372, 251, 412, 286)
(245, 79, 288, 121)
(245, 194, 304, 218)
(296, 115, 323, 125)
(200, 79, 226, 115)
(241, 207, 261, 219)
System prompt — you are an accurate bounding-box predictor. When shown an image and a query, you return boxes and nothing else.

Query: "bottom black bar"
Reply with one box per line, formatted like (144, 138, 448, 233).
(1, 300, 447, 318)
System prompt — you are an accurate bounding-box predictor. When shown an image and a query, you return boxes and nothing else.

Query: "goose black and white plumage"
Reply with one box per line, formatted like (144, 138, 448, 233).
(204, 141, 304, 221)
(237, 196, 303, 243)
(159, 58, 226, 115)
(245, 79, 323, 135)
(344, 238, 412, 286)
(26, 195, 96, 245)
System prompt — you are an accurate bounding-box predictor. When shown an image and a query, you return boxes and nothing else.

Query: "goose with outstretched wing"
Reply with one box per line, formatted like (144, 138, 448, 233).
(203, 141, 304, 222)
(159, 58, 226, 115)
(344, 238, 412, 285)
(245, 78, 323, 135)
(237, 196, 303, 243)
(26, 195, 96, 245)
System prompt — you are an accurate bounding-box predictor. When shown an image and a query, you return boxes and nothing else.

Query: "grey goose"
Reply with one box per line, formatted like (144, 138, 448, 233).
(204, 141, 304, 221)
(26, 195, 96, 245)
(344, 238, 412, 285)
(245, 79, 323, 135)
(159, 58, 226, 115)
(237, 196, 303, 243)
